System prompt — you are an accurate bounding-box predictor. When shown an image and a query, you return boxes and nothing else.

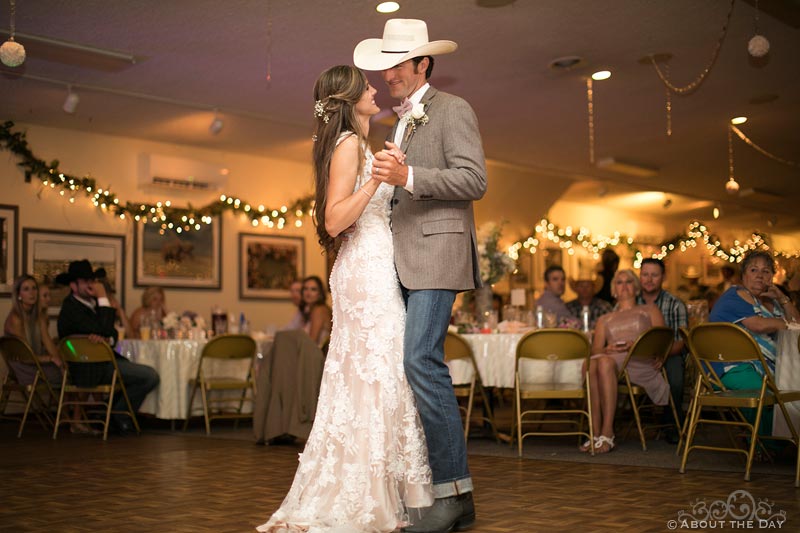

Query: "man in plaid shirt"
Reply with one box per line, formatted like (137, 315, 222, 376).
(637, 258, 688, 443)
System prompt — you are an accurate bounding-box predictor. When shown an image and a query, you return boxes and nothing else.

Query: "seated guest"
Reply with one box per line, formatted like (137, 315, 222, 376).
(566, 271, 612, 330)
(301, 275, 332, 346)
(708, 250, 800, 434)
(4, 275, 63, 385)
(535, 265, 573, 324)
(56, 260, 160, 435)
(283, 280, 306, 331)
(4, 275, 92, 433)
(596, 248, 620, 304)
(38, 283, 52, 320)
(584, 269, 667, 454)
(129, 286, 167, 339)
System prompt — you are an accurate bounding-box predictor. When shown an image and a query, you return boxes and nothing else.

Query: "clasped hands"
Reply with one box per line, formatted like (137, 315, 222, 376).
(372, 142, 408, 187)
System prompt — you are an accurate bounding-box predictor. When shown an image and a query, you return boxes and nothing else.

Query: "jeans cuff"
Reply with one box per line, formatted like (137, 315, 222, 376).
(432, 477, 473, 498)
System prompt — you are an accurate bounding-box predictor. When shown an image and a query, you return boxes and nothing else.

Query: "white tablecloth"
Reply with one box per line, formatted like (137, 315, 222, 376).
(116, 338, 270, 420)
(773, 329, 800, 438)
(447, 333, 584, 389)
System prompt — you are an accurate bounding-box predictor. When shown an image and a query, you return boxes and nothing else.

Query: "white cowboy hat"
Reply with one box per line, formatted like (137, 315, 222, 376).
(353, 19, 457, 71)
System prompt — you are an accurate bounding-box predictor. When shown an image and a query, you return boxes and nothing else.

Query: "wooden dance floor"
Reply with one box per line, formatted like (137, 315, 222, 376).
(2, 421, 798, 532)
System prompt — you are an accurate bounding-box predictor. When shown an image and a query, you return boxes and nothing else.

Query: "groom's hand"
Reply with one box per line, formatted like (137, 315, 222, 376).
(373, 149, 408, 187)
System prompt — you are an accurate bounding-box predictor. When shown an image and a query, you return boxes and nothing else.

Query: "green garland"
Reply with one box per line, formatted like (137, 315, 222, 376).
(0, 121, 314, 232)
(509, 217, 798, 265)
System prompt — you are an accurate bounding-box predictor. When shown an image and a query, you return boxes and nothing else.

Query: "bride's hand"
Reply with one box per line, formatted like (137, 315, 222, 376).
(382, 142, 406, 164)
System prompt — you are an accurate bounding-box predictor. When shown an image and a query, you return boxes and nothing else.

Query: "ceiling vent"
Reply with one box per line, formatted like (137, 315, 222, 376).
(137, 153, 228, 192)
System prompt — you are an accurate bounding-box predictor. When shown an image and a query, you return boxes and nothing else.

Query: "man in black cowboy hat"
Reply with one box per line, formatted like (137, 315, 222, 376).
(56, 259, 159, 435)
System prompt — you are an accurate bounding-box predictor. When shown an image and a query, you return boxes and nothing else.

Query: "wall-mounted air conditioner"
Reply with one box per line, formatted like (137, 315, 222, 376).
(137, 153, 229, 192)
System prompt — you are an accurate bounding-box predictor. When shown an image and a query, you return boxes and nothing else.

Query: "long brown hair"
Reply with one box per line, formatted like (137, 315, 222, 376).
(10, 274, 39, 345)
(312, 65, 369, 251)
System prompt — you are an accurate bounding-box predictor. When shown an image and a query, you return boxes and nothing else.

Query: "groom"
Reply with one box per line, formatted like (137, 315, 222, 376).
(355, 19, 487, 533)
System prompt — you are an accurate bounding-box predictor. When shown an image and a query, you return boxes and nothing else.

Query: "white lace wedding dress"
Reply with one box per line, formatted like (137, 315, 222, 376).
(257, 136, 433, 533)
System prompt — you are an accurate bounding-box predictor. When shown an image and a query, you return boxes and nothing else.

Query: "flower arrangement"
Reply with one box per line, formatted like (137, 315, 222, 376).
(162, 311, 180, 330)
(179, 311, 207, 330)
(477, 222, 515, 284)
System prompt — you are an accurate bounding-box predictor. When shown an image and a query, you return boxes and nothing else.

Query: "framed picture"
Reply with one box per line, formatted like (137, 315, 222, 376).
(22, 229, 125, 315)
(239, 233, 304, 299)
(134, 217, 221, 289)
(0, 204, 19, 296)
(702, 256, 723, 285)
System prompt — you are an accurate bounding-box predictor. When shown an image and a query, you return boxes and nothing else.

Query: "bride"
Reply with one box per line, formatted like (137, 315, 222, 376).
(256, 65, 432, 532)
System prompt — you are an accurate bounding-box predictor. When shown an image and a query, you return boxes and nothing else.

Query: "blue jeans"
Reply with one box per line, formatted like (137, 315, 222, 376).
(402, 287, 472, 498)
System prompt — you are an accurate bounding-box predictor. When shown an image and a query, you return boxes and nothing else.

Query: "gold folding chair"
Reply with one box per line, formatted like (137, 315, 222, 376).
(680, 322, 800, 481)
(0, 335, 59, 437)
(444, 332, 498, 441)
(513, 328, 593, 457)
(55, 336, 140, 440)
(616, 326, 681, 451)
(183, 334, 257, 435)
(676, 326, 695, 455)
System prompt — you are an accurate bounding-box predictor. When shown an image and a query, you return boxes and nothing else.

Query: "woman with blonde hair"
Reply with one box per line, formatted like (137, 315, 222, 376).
(583, 269, 667, 453)
(129, 286, 167, 338)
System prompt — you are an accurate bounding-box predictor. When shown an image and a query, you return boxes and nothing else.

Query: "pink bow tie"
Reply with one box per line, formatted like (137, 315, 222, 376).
(392, 98, 412, 118)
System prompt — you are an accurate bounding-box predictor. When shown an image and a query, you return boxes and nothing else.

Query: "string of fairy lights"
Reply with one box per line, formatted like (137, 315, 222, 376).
(0, 121, 314, 234)
(508, 217, 799, 268)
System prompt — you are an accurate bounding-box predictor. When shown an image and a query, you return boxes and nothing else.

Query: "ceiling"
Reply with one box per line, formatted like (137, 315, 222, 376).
(1, 0, 799, 237)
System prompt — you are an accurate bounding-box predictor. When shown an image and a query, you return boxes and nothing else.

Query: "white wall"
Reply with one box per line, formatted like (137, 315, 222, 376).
(4, 123, 797, 326)
(1, 123, 326, 333)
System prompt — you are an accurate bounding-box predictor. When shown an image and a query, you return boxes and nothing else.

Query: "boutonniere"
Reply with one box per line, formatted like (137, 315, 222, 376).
(403, 103, 429, 134)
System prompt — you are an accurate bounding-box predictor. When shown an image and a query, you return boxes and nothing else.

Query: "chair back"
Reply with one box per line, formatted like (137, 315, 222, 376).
(201, 334, 256, 360)
(444, 332, 473, 363)
(689, 322, 763, 365)
(58, 336, 115, 363)
(616, 326, 674, 378)
(515, 328, 590, 363)
(628, 326, 674, 359)
(0, 335, 38, 365)
(0, 335, 55, 391)
(444, 332, 479, 386)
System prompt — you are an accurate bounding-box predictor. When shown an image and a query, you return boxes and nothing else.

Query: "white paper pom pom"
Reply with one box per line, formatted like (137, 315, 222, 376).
(748, 35, 770, 58)
(0, 38, 26, 67)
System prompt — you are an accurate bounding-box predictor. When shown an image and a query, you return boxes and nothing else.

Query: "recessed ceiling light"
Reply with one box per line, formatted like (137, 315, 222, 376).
(591, 70, 611, 81)
(730, 116, 747, 125)
(376, 2, 400, 13)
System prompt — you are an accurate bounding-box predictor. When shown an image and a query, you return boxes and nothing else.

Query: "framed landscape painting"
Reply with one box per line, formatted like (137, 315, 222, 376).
(240, 233, 304, 299)
(134, 217, 221, 289)
(0, 204, 18, 296)
(22, 229, 125, 316)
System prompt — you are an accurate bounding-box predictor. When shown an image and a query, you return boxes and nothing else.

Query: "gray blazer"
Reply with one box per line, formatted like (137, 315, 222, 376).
(391, 86, 487, 291)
